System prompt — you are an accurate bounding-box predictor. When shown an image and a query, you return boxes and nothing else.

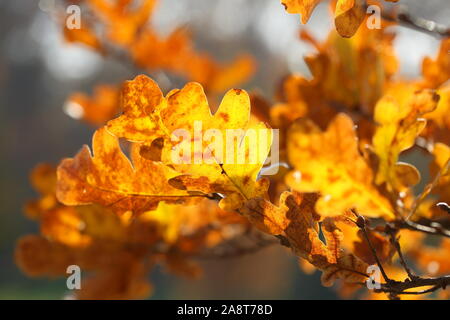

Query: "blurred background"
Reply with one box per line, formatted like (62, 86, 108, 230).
(0, 0, 448, 299)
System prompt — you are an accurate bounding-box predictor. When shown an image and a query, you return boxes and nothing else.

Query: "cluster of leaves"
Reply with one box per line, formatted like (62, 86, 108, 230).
(16, 0, 450, 299)
(281, 0, 398, 37)
(62, 0, 254, 113)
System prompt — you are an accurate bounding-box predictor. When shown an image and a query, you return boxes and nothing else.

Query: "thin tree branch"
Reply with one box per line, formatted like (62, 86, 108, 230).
(359, 219, 450, 297)
(392, 219, 450, 239)
(196, 236, 278, 260)
(353, 211, 392, 283)
(381, 4, 450, 38)
(385, 224, 417, 280)
(375, 275, 450, 296)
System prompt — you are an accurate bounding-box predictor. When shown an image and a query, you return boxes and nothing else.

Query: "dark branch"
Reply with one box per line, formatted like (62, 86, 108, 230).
(381, 4, 450, 38)
(392, 219, 450, 239)
(353, 211, 391, 283)
(196, 236, 277, 260)
(385, 224, 418, 281)
(353, 212, 450, 297)
(375, 275, 450, 296)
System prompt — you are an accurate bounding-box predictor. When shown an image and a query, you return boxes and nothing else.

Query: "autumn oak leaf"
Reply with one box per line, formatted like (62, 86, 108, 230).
(373, 88, 439, 192)
(241, 192, 368, 286)
(286, 113, 394, 219)
(107, 75, 273, 211)
(56, 127, 203, 215)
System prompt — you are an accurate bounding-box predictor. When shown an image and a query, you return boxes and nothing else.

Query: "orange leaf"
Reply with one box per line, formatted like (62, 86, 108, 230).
(56, 127, 202, 215)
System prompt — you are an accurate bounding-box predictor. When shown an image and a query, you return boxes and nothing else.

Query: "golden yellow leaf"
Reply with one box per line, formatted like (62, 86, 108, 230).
(286, 113, 394, 219)
(271, 25, 398, 131)
(106, 75, 164, 142)
(107, 75, 272, 211)
(373, 89, 439, 191)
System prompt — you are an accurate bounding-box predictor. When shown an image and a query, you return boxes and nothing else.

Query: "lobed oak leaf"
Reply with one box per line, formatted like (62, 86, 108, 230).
(107, 75, 272, 211)
(56, 127, 202, 215)
(373, 88, 439, 191)
(24, 164, 129, 247)
(19, 143, 250, 300)
(286, 113, 394, 219)
(271, 25, 398, 131)
(305, 26, 398, 113)
(241, 192, 368, 286)
(162, 84, 272, 211)
(106, 75, 165, 142)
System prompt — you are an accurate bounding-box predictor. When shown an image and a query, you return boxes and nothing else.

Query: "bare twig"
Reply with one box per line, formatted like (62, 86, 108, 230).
(385, 224, 417, 280)
(381, 4, 450, 38)
(353, 211, 391, 283)
(353, 211, 450, 297)
(392, 219, 450, 239)
(196, 235, 278, 260)
(375, 275, 450, 296)
(354, 218, 450, 297)
(437, 202, 450, 214)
